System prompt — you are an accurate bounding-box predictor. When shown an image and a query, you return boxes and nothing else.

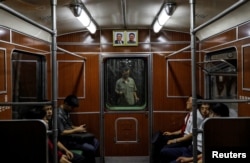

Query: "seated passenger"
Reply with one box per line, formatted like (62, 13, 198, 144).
(160, 102, 229, 163)
(57, 95, 99, 163)
(152, 95, 203, 163)
(42, 101, 53, 129)
(199, 102, 210, 119)
(25, 107, 85, 163)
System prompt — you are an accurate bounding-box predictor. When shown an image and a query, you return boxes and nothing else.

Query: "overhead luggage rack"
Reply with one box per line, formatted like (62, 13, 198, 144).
(197, 58, 237, 76)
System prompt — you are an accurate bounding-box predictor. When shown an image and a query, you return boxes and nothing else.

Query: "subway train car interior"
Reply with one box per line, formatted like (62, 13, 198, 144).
(1, 0, 250, 163)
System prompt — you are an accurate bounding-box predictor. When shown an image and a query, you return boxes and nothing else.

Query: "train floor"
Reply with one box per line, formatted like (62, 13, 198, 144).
(97, 156, 150, 163)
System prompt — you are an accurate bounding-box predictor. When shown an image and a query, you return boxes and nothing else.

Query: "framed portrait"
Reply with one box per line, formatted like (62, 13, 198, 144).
(113, 30, 138, 46)
(113, 31, 125, 46)
(103, 56, 148, 111)
(125, 30, 138, 46)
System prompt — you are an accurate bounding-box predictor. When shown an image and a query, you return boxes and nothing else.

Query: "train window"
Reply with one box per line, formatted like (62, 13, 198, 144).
(104, 57, 147, 111)
(12, 51, 46, 118)
(201, 47, 238, 113)
(205, 48, 237, 99)
(242, 46, 250, 90)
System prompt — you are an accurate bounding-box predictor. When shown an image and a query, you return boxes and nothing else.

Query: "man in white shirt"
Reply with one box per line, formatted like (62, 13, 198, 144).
(152, 95, 203, 163)
(160, 103, 229, 163)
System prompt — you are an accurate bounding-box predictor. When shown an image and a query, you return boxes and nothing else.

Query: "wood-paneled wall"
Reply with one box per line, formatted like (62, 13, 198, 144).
(5, 21, 250, 155)
(1, 25, 196, 156)
(57, 29, 194, 155)
(0, 26, 50, 119)
(200, 21, 250, 117)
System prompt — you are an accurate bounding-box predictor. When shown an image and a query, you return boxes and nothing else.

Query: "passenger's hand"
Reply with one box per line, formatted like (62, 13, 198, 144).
(167, 139, 176, 144)
(65, 150, 74, 160)
(81, 124, 87, 132)
(80, 124, 87, 132)
(75, 125, 87, 133)
(60, 155, 72, 163)
(163, 131, 172, 136)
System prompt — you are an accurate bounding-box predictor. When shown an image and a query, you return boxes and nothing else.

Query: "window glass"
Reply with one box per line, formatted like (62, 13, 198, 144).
(104, 57, 147, 110)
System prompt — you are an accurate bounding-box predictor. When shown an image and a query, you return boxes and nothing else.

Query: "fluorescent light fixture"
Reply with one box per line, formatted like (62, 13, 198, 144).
(153, 21, 163, 33)
(86, 21, 97, 34)
(153, 15, 171, 33)
(72, 2, 97, 34)
(153, 2, 176, 33)
(76, 9, 91, 27)
(158, 8, 171, 26)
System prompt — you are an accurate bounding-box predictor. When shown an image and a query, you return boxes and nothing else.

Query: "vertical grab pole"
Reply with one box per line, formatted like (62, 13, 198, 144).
(190, 0, 198, 163)
(51, 0, 58, 163)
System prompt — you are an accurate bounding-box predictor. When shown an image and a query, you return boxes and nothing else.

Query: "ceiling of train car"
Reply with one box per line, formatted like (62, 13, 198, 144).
(0, 0, 248, 39)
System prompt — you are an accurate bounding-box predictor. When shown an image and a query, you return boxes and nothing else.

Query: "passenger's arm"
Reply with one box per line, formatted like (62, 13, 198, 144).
(59, 155, 72, 163)
(163, 129, 182, 136)
(133, 92, 139, 102)
(57, 141, 74, 159)
(61, 125, 87, 135)
(167, 133, 192, 144)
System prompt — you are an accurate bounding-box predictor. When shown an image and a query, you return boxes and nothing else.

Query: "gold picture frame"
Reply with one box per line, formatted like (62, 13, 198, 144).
(113, 30, 138, 46)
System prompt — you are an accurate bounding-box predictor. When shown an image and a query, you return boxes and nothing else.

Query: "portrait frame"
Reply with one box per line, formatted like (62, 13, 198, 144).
(125, 30, 138, 46)
(113, 30, 126, 46)
(113, 30, 138, 46)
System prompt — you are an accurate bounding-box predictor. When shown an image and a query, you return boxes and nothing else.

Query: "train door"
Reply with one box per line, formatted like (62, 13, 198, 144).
(100, 54, 152, 161)
(12, 50, 46, 119)
(202, 47, 238, 115)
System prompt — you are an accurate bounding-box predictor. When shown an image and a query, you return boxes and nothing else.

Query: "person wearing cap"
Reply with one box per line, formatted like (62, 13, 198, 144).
(57, 95, 99, 163)
(160, 102, 229, 163)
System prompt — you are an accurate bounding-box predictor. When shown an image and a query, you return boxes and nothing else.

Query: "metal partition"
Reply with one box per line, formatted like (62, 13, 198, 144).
(0, 120, 48, 163)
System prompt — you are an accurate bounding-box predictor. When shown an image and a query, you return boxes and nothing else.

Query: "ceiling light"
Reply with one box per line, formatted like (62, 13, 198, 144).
(72, 4, 82, 17)
(153, 2, 176, 33)
(86, 21, 97, 34)
(165, 2, 176, 16)
(76, 9, 91, 27)
(158, 8, 171, 26)
(71, 1, 97, 34)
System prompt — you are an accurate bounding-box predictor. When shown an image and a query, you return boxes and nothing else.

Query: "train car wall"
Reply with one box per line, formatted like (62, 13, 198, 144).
(3, 22, 250, 154)
(200, 20, 250, 116)
(0, 26, 50, 119)
(57, 29, 194, 155)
